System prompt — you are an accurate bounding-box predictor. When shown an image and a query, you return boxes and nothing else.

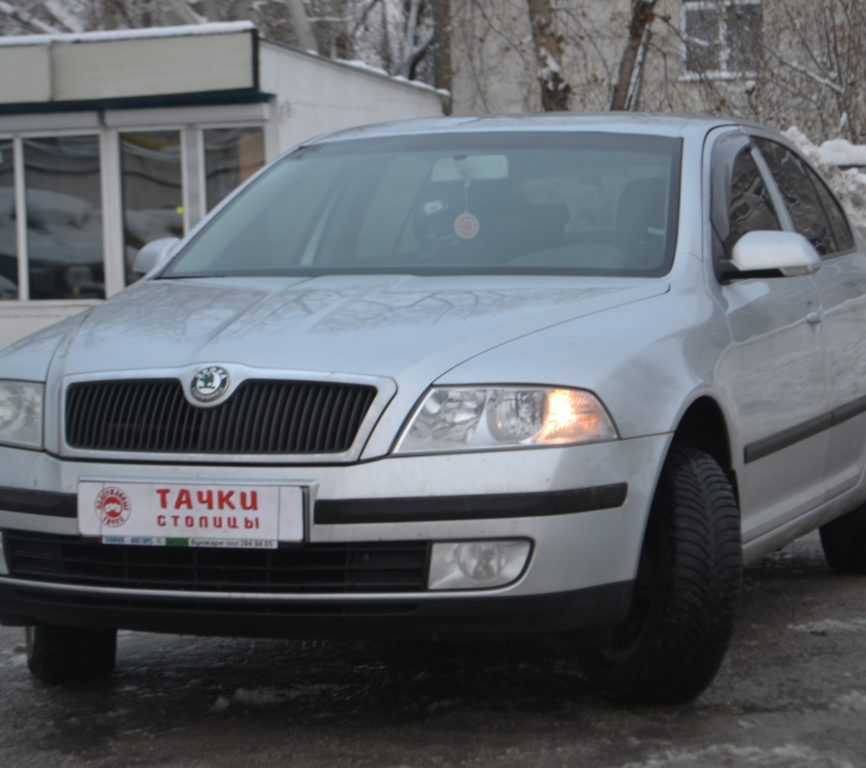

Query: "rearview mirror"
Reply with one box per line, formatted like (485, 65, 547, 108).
(431, 154, 509, 182)
(721, 231, 820, 281)
(133, 238, 180, 276)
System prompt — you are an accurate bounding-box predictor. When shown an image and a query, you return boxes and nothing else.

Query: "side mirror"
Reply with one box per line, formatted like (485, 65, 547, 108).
(132, 238, 180, 276)
(721, 231, 820, 281)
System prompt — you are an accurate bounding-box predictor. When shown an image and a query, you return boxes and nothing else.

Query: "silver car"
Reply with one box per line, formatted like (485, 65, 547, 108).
(2, 115, 866, 704)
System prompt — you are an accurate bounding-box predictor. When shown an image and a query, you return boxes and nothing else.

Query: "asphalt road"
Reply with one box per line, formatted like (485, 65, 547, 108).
(1, 533, 865, 768)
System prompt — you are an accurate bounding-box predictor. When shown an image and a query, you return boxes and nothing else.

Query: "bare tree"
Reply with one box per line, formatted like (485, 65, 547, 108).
(609, 0, 657, 110)
(753, 0, 866, 144)
(527, 0, 571, 111)
(9, 0, 862, 139)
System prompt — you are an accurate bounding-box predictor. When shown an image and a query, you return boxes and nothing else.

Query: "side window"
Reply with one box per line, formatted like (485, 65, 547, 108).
(725, 147, 780, 255)
(806, 166, 855, 253)
(754, 139, 836, 256)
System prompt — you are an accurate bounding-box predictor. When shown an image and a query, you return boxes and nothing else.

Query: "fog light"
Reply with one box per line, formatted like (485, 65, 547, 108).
(428, 540, 531, 590)
(0, 532, 8, 576)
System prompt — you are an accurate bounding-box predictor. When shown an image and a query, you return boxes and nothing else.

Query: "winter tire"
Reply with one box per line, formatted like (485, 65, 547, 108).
(579, 445, 742, 705)
(26, 625, 117, 685)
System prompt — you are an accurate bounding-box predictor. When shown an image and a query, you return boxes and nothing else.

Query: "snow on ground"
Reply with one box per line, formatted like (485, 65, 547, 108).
(617, 744, 854, 768)
(209, 683, 349, 712)
(831, 690, 866, 714)
(787, 618, 866, 635)
(784, 128, 866, 235)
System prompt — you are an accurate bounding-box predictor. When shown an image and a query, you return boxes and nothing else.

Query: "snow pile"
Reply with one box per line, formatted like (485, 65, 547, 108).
(783, 128, 866, 235)
(229, 687, 287, 707)
(831, 690, 866, 714)
(210, 683, 348, 711)
(817, 139, 866, 168)
(617, 743, 853, 768)
(788, 618, 866, 635)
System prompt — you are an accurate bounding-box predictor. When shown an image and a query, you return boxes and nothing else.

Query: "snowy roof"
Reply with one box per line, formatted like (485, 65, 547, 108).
(0, 21, 254, 48)
(0, 23, 257, 105)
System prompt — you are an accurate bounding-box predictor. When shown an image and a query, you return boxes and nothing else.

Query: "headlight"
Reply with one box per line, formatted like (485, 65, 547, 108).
(395, 386, 616, 454)
(0, 380, 44, 450)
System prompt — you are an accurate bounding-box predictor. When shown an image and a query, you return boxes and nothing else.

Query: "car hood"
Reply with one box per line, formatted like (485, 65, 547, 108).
(46, 275, 668, 382)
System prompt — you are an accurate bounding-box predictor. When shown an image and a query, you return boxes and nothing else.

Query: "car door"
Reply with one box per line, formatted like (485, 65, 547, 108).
(710, 130, 830, 545)
(754, 138, 866, 498)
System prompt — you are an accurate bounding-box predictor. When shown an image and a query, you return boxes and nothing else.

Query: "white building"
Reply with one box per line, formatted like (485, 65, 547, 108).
(0, 22, 445, 349)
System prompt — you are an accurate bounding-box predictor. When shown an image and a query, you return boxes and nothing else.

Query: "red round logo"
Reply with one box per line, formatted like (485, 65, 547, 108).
(95, 487, 131, 528)
(454, 212, 480, 240)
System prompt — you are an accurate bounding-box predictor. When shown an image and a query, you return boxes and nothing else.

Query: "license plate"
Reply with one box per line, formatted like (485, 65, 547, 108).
(77, 481, 304, 549)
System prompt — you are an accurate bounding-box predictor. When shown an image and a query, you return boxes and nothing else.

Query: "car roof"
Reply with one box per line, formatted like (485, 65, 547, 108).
(309, 113, 744, 145)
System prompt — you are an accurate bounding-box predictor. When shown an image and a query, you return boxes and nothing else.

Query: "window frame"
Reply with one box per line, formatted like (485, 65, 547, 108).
(0, 111, 268, 304)
(680, 0, 763, 81)
(803, 164, 857, 258)
(0, 128, 108, 303)
(752, 136, 856, 261)
(709, 129, 789, 276)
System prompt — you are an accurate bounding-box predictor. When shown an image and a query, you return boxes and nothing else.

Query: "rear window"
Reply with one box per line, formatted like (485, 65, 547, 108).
(164, 132, 682, 279)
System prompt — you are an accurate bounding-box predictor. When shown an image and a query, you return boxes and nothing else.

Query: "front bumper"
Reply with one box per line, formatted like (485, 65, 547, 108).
(0, 433, 669, 638)
(0, 577, 633, 643)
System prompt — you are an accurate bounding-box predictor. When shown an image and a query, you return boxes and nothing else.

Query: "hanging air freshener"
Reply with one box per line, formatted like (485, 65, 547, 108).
(452, 154, 480, 240)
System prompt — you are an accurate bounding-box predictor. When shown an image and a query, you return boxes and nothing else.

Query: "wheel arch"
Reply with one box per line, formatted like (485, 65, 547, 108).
(669, 395, 738, 502)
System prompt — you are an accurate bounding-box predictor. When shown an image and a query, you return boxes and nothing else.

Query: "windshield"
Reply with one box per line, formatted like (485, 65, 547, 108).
(163, 132, 682, 279)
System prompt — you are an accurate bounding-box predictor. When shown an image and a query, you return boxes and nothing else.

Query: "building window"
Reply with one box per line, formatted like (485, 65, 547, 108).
(683, 0, 762, 78)
(120, 131, 184, 285)
(24, 136, 104, 300)
(0, 140, 16, 300)
(204, 127, 265, 212)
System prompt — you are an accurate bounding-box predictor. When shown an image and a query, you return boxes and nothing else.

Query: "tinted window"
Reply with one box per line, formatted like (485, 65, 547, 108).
(164, 133, 682, 279)
(807, 166, 855, 253)
(755, 139, 835, 256)
(725, 148, 780, 255)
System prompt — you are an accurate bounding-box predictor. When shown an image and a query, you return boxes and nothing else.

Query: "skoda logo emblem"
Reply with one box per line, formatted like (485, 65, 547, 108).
(191, 366, 230, 403)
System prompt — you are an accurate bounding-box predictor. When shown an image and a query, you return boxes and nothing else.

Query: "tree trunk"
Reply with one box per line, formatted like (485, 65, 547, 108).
(431, 0, 452, 107)
(527, 0, 572, 111)
(284, 0, 318, 51)
(610, 0, 657, 111)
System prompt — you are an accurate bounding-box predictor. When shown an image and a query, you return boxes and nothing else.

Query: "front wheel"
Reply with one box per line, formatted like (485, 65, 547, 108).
(26, 625, 117, 685)
(579, 445, 742, 705)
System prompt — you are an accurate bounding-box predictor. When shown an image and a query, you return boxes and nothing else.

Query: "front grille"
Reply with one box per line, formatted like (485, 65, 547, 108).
(4, 531, 429, 594)
(65, 379, 376, 454)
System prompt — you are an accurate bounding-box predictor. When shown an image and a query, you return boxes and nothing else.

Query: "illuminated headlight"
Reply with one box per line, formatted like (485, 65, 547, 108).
(0, 532, 7, 575)
(0, 380, 44, 450)
(396, 386, 616, 454)
(428, 540, 531, 590)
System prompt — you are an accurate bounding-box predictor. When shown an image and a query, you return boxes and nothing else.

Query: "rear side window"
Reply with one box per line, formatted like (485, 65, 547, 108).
(725, 148, 780, 255)
(755, 139, 836, 256)
(807, 166, 855, 253)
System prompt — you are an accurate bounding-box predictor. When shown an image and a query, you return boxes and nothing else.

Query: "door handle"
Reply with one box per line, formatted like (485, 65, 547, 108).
(806, 309, 824, 325)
